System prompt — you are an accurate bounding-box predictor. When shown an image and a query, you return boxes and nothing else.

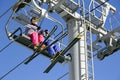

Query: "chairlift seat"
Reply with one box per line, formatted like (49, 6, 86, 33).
(11, 33, 65, 63)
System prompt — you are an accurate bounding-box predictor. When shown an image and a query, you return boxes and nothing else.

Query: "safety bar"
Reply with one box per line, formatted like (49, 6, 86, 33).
(8, 27, 22, 38)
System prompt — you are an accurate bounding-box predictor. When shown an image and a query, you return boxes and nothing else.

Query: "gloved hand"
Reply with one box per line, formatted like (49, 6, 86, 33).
(37, 26, 41, 30)
(40, 30, 44, 35)
(45, 29, 49, 34)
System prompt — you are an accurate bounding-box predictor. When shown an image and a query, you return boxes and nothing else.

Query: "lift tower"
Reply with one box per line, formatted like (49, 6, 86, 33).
(36, 0, 116, 80)
(29, 0, 117, 80)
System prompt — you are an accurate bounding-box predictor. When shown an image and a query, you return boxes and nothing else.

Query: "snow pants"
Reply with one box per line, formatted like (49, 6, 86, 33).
(28, 32, 44, 45)
(45, 40, 61, 57)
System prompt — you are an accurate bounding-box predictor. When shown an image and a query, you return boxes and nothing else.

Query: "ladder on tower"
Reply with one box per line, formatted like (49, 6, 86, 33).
(79, 24, 89, 80)
(87, 28, 95, 80)
(79, 22, 94, 80)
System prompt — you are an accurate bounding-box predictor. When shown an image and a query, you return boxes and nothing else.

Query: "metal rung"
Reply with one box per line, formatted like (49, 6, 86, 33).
(87, 44, 102, 52)
(81, 68, 86, 70)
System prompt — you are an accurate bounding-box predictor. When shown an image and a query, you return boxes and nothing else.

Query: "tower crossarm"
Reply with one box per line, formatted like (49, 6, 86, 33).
(41, 0, 80, 21)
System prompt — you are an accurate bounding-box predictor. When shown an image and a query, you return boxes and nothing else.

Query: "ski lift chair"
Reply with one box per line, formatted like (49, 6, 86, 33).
(7, 13, 51, 57)
(5, 11, 65, 63)
(14, 14, 66, 63)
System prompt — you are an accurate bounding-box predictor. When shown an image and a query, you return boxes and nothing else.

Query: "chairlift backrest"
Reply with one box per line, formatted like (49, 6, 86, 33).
(27, 9, 41, 19)
(13, 13, 30, 26)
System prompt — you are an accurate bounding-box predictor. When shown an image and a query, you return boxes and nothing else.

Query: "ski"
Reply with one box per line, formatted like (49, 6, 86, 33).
(24, 25, 58, 64)
(44, 33, 83, 73)
(24, 30, 68, 64)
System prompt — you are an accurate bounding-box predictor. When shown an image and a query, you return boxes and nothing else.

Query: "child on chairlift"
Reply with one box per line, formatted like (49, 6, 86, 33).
(25, 17, 61, 58)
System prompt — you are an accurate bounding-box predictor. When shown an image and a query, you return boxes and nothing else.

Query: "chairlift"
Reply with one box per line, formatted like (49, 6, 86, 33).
(5, 0, 67, 63)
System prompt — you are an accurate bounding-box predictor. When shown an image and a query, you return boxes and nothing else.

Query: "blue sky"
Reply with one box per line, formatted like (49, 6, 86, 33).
(0, 0, 120, 80)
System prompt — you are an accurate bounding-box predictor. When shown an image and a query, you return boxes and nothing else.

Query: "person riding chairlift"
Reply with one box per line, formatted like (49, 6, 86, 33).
(25, 17, 45, 50)
(44, 30, 61, 58)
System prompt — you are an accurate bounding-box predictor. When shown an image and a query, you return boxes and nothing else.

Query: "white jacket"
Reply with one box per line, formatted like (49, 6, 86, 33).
(25, 24, 38, 34)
